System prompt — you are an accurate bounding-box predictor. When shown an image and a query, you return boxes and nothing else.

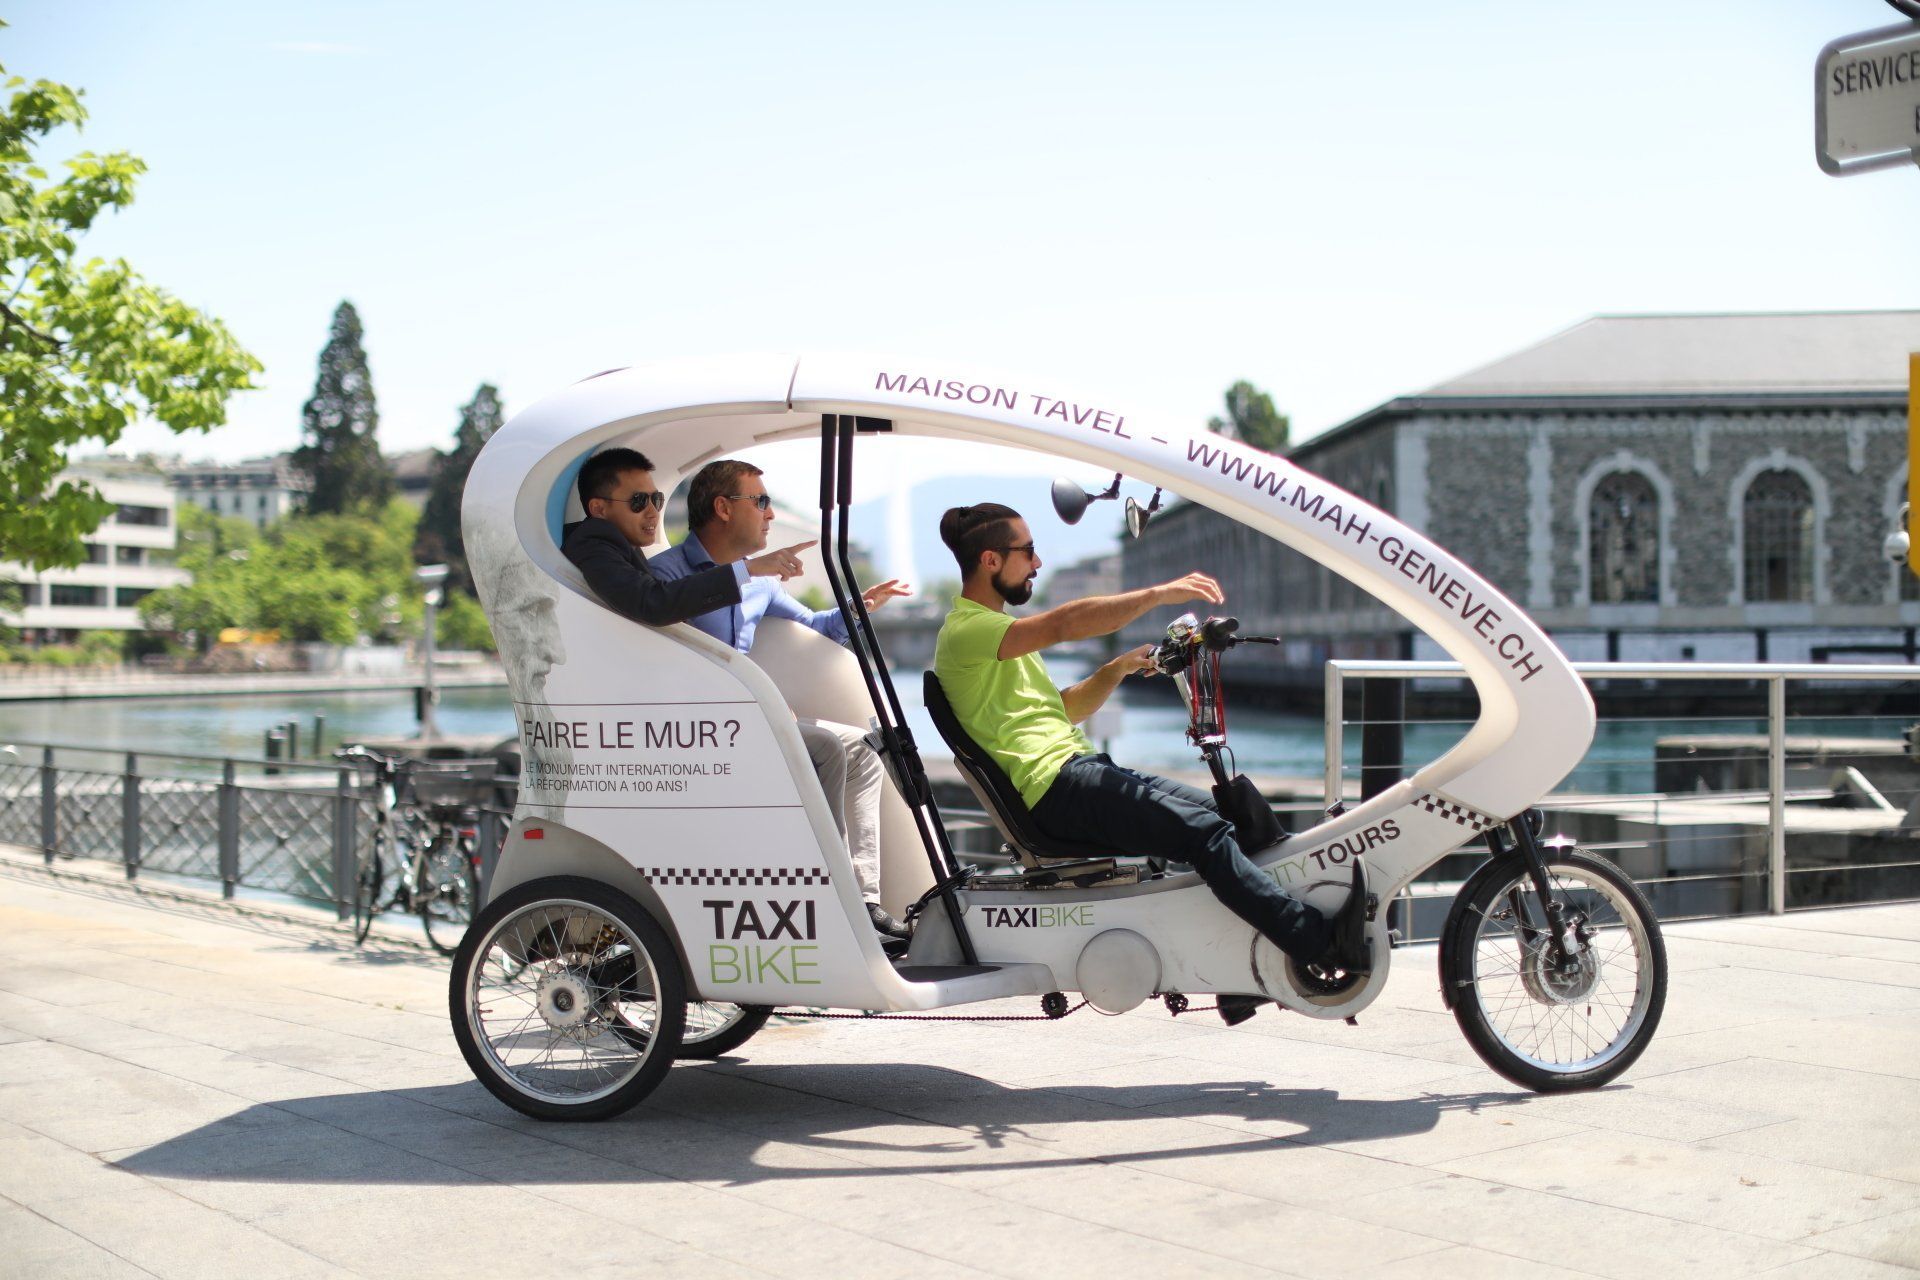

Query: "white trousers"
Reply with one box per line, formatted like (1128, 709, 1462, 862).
(798, 717, 883, 900)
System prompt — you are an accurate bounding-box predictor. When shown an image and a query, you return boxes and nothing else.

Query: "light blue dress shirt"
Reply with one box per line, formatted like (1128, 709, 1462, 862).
(650, 531, 850, 652)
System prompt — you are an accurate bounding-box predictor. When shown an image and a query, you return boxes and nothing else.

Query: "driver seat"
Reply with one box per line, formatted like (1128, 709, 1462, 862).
(923, 671, 1121, 867)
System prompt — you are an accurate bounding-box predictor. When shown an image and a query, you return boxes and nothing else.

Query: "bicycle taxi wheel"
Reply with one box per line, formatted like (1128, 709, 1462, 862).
(1444, 847, 1667, 1092)
(675, 1002, 774, 1059)
(450, 876, 685, 1121)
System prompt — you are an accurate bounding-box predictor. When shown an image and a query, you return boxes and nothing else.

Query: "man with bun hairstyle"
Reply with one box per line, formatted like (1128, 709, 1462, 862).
(932, 501, 1369, 1024)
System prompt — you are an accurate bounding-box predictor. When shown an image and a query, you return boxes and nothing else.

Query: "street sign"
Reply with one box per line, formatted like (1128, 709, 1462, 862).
(1816, 21, 1920, 175)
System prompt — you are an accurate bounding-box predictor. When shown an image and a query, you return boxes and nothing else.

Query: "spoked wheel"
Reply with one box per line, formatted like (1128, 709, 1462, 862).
(449, 876, 685, 1121)
(418, 839, 479, 956)
(675, 1003, 774, 1059)
(351, 840, 383, 945)
(1445, 848, 1667, 1092)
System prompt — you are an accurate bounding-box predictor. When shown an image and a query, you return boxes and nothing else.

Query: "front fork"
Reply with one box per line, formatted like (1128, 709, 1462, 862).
(1488, 812, 1584, 971)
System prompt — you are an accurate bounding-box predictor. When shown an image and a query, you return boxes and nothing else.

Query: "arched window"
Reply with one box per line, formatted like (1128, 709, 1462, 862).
(1743, 470, 1814, 603)
(1588, 471, 1659, 604)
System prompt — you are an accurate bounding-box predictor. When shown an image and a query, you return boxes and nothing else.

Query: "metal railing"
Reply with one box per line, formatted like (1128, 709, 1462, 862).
(1324, 661, 1920, 929)
(0, 739, 510, 916)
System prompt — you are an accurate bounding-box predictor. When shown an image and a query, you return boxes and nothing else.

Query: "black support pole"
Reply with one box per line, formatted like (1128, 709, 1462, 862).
(121, 752, 140, 881)
(39, 745, 56, 865)
(1359, 678, 1404, 801)
(218, 760, 240, 899)
(817, 413, 977, 965)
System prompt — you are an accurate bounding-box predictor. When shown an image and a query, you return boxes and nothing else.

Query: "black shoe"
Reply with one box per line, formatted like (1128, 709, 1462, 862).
(1217, 993, 1268, 1026)
(867, 901, 912, 940)
(1318, 858, 1373, 976)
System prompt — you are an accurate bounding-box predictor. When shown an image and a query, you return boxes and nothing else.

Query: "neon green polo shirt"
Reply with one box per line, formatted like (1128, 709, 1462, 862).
(934, 596, 1091, 808)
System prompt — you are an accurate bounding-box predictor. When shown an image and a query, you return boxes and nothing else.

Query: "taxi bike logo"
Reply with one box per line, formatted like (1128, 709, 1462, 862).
(705, 898, 821, 985)
(979, 904, 1092, 929)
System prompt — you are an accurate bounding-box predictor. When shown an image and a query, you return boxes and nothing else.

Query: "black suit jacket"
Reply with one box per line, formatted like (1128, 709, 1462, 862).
(560, 517, 743, 627)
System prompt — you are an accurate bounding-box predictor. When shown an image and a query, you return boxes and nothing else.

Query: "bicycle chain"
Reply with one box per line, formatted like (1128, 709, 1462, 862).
(772, 993, 1224, 1022)
(772, 1000, 1090, 1023)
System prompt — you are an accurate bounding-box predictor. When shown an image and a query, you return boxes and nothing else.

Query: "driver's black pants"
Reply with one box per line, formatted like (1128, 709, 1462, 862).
(1030, 753, 1332, 961)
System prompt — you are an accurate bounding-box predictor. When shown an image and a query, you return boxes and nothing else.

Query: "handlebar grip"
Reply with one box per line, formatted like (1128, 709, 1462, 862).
(1200, 615, 1240, 648)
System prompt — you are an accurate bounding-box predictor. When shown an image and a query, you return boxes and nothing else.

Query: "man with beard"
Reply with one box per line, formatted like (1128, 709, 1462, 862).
(932, 503, 1370, 1023)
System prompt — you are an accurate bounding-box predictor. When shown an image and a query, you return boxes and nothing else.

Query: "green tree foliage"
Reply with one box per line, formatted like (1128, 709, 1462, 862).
(139, 499, 425, 647)
(292, 301, 391, 515)
(1207, 380, 1290, 454)
(435, 588, 495, 652)
(415, 382, 502, 593)
(0, 45, 260, 570)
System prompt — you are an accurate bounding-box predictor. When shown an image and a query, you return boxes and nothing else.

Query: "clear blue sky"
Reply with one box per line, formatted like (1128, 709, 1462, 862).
(9, 2, 1916, 579)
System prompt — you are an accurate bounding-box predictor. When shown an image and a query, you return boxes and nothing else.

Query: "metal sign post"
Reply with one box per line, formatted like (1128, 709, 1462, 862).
(1910, 354, 1919, 578)
(1816, 21, 1920, 175)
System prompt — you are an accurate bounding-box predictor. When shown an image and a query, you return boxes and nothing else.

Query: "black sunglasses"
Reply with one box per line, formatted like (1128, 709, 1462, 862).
(726, 493, 773, 511)
(995, 542, 1038, 558)
(603, 490, 665, 513)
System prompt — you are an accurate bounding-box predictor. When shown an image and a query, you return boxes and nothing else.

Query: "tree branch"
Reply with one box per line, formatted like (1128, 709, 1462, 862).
(0, 299, 60, 348)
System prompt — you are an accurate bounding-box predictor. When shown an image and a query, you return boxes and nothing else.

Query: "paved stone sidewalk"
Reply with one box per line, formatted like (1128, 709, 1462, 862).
(1, 858, 1916, 1279)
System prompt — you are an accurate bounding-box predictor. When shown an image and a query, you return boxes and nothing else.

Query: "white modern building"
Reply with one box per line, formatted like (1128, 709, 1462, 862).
(2, 464, 190, 641)
(170, 455, 310, 528)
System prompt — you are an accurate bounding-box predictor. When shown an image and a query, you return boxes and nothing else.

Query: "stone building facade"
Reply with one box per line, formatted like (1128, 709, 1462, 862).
(1121, 312, 1920, 690)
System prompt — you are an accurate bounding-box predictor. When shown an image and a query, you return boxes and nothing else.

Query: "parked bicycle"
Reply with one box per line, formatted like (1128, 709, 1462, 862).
(335, 745, 493, 954)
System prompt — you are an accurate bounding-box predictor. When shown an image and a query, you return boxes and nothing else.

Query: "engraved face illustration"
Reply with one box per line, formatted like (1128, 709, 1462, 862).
(465, 510, 572, 812)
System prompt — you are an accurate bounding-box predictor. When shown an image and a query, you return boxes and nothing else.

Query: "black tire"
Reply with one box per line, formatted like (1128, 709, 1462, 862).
(418, 837, 479, 956)
(1443, 847, 1667, 1092)
(674, 1003, 774, 1059)
(449, 876, 685, 1121)
(351, 839, 383, 945)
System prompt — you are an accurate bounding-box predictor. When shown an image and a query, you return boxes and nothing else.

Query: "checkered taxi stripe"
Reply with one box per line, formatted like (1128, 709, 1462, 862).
(635, 867, 830, 887)
(1413, 793, 1500, 833)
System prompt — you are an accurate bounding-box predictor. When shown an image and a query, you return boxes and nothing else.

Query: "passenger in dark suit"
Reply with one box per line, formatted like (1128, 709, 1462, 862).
(560, 447, 811, 624)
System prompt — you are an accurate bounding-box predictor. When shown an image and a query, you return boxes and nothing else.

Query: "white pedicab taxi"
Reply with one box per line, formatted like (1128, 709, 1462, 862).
(454, 354, 1667, 1120)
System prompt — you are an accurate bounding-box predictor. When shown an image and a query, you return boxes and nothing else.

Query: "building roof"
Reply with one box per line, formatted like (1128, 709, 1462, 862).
(1424, 311, 1920, 398)
(168, 454, 310, 488)
(387, 448, 440, 486)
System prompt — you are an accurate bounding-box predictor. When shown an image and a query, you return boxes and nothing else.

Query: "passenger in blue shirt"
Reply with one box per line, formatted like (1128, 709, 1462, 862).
(654, 459, 914, 941)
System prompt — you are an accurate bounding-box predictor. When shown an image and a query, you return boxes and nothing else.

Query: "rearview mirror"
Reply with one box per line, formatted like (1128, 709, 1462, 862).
(1051, 473, 1122, 526)
(1125, 488, 1164, 538)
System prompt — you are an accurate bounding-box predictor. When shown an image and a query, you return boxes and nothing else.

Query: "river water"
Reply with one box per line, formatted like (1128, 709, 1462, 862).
(2, 662, 1895, 796)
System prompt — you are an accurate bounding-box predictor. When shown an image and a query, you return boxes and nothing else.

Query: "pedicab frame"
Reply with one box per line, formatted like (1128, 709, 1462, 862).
(456, 352, 1646, 1113)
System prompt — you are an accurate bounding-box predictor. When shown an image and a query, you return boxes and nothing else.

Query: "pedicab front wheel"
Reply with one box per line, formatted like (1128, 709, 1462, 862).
(1444, 847, 1667, 1093)
(450, 876, 686, 1121)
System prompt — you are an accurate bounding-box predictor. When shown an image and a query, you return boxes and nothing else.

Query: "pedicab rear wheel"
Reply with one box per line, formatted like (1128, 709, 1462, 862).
(450, 876, 685, 1121)
(675, 1003, 774, 1059)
